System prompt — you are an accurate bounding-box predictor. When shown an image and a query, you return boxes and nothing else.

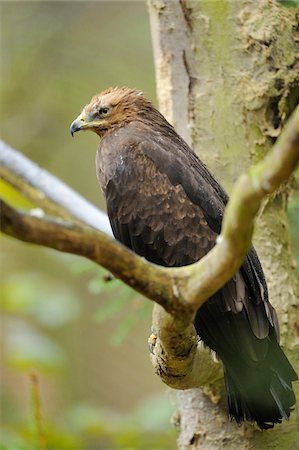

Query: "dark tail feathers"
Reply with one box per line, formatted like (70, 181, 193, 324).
(223, 341, 298, 429)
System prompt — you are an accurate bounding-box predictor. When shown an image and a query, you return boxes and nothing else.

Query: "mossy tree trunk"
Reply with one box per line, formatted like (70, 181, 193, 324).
(148, 0, 299, 448)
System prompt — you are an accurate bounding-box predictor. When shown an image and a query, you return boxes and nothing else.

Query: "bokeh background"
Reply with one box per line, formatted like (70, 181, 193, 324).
(1, 1, 176, 449)
(1, 1, 298, 450)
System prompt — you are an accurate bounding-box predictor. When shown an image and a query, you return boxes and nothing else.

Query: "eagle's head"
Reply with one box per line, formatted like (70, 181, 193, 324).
(70, 86, 151, 138)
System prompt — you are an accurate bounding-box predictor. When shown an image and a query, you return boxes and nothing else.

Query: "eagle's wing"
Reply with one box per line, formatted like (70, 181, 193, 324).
(139, 132, 280, 339)
(98, 125, 297, 428)
(105, 148, 216, 267)
(99, 129, 276, 361)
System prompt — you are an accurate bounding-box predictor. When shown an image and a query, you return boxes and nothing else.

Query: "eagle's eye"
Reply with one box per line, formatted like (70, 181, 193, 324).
(98, 107, 109, 116)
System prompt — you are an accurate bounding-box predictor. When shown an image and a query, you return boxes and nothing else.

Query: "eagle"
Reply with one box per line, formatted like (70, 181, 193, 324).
(70, 86, 297, 429)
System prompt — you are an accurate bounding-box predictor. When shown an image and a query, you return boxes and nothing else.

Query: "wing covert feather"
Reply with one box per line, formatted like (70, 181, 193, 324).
(97, 124, 277, 364)
(105, 150, 216, 267)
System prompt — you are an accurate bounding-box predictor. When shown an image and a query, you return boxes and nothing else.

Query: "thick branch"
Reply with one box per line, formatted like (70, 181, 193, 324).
(181, 106, 299, 307)
(0, 199, 184, 314)
(1, 199, 221, 386)
(149, 304, 223, 388)
(1, 105, 298, 389)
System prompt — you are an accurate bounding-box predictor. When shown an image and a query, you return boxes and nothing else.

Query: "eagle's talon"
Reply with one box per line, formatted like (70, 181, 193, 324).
(148, 333, 157, 354)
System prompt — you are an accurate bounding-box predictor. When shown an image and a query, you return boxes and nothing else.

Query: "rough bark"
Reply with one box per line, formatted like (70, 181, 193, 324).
(148, 0, 299, 448)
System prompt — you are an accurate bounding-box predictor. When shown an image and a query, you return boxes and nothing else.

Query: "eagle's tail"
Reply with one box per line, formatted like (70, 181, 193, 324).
(223, 340, 297, 429)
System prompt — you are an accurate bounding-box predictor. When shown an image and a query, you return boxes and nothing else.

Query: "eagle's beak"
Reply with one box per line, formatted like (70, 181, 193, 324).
(70, 113, 87, 136)
(70, 112, 106, 137)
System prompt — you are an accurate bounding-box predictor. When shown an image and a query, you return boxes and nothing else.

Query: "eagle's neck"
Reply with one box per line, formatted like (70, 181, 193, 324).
(95, 123, 138, 193)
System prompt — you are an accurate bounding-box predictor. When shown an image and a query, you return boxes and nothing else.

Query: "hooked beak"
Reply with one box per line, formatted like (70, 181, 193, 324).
(70, 112, 106, 137)
(70, 113, 86, 136)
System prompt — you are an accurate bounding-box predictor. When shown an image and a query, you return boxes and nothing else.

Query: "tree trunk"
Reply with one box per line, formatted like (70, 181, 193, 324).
(148, 0, 299, 448)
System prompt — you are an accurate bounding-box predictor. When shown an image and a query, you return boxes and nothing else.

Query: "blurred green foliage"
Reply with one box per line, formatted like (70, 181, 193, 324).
(277, 0, 299, 6)
(1, 395, 176, 450)
(1, 270, 80, 375)
(1, 1, 176, 449)
(1, 261, 175, 449)
(71, 259, 152, 346)
(0, 180, 34, 210)
(88, 271, 152, 346)
(2, 272, 80, 328)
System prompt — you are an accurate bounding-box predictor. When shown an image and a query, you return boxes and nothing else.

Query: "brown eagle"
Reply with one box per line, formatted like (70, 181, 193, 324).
(70, 87, 297, 429)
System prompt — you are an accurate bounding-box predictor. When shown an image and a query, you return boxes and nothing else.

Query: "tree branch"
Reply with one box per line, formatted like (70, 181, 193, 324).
(1, 105, 298, 389)
(0, 199, 181, 313)
(1, 199, 222, 387)
(0, 140, 112, 235)
(182, 106, 299, 307)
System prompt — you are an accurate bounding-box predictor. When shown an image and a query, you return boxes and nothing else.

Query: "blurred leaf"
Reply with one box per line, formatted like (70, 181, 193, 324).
(0, 179, 34, 210)
(38, 425, 81, 450)
(0, 427, 31, 450)
(88, 271, 123, 295)
(111, 300, 152, 347)
(110, 314, 139, 347)
(69, 258, 98, 275)
(0, 422, 82, 450)
(131, 394, 175, 432)
(90, 272, 152, 345)
(65, 399, 176, 449)
(94, 294, 129, 324)
(93, 283, 136, 321)
(66, 403, 116, 436)
(1, 272, 80, 328)
(5, 319, 66, 372)
(277, 0, 299, 6)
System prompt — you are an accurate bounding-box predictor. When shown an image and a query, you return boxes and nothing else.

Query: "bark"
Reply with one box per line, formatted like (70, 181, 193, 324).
(148, 0, 299, 448)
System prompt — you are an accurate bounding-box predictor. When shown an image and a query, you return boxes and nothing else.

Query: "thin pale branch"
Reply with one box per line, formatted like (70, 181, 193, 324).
(0, 140, 112, 236)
